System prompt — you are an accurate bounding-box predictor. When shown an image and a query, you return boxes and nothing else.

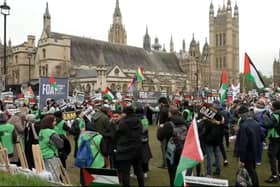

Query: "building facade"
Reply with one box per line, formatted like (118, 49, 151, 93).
(0, 0, 240, 95)
(209, 0, 239, 88)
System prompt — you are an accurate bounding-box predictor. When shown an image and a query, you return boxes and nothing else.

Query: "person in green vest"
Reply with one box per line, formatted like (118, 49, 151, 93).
(0, 112, 17, 157)
(69, 110, 86, 158)
(39, 114, 64, 182)
(53, 110, 71, 168)
(30, 104, 40, 123)
(78, 125, 107, 186)
(264, 100, 280, 183)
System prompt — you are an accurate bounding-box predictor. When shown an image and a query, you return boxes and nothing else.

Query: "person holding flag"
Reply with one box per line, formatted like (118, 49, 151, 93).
(157, 105, 188, 187)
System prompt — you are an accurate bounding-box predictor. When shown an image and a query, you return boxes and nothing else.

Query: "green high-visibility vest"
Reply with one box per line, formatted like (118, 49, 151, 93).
(76, 117, 85, 130)
(183, 109, 192, 123)
(78, 132, 104, 168)
(141, 117, 149, 129)
(0, 123, 15, 155)
(267, 113, 280, 138)
(54, 120, 67, 137)
(39, 129, 58, 159)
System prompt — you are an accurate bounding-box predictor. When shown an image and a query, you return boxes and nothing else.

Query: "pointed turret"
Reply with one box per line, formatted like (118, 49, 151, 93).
(209, 0, 214, 16)
(43, 2, 51, 34)
(114, 0, 121, 17)
(143, 25, 151, 51)
(234, 1, 239, 17)
(109, 0, 127, 44)
(152, 36, 162, 51)
(170, 35, 174, 52)
(44, 2, 50, 18)
(227, 0, 232, 11)
(8, 38, 11, 48)
(182, 39, 186, 52)
(163, 44, 166, 52)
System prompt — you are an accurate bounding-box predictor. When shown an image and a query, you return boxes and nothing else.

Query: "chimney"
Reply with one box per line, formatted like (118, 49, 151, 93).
(27, 35, 36, 47)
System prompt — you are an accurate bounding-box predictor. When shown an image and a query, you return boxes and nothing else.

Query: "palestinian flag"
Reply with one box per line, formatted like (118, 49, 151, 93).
(49, 75, 57, 89)
(103, 87, 114, 100)
(82, 168, 120, 187)
(136, 66, 144, 81)
(174, 119, 204, 187)
(244, 53, 265, 89)
(218, 69, 228, 104)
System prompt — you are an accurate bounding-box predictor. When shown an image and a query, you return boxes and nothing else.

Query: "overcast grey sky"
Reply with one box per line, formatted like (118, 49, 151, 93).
(0, 0, 279, 76)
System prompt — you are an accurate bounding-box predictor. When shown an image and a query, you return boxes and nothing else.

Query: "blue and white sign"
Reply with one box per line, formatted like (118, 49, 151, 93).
(39, 77, 69, 110)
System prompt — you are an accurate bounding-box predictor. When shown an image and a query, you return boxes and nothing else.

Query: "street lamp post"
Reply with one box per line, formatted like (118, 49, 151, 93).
(0, 0, 10, 90)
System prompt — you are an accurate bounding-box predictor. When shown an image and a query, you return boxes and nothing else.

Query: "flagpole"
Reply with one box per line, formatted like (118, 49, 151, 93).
(242, 74, 246, 94)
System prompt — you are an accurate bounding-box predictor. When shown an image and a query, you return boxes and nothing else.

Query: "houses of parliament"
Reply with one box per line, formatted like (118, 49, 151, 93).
(0, 0, 240, 96)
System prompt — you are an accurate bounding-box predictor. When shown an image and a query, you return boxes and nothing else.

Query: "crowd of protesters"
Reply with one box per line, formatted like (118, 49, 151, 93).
(0, 92, 280, 187)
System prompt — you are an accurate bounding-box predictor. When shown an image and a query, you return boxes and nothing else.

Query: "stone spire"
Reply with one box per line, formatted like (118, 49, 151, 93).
(182, 39, 186, 52)
(43, 2, 51, 34)
(143, 25, 151, 51)
(170, 35, 174, 52)
(114, 0, 121, 17)
(108, 0, 127, 44)
(44, 2, 50, 18)
(209, 0, 214, 16)
(234, 1, 239, 17)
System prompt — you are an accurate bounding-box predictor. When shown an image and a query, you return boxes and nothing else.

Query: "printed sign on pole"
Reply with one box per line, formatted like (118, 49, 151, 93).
(39, 77, 69, 110)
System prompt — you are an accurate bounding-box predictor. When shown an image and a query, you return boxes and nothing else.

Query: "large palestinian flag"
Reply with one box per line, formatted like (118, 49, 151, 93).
(174, 119, 204, 186)
(82, 168, 120, 187)
(244, 53, 265, 89)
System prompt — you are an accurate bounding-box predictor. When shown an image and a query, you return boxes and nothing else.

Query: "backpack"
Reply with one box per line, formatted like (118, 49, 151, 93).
(166, 121, 187, 165)
(75, 134, 99, 168)
(235, 167, 253, 187)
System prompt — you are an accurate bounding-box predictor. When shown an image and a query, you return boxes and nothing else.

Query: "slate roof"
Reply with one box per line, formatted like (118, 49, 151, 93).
(49, 32, 184, 74)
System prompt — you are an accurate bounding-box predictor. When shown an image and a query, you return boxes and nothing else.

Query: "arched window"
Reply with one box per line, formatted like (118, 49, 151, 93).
(216, 34, 219, 47)
(223, 56, 226, 68)
(42, 48, 46, 58)
(223, 33, 226, 45)
(46, 64, 48, 76)
(15, 55, 18, 64)
(219, 33, 222, 46)
(39, 65, 41, 76)
(114, 68, 120, 76)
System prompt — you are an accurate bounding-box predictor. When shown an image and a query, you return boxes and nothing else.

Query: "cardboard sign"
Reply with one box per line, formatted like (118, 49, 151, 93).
(63, 111, 76, 121)
(199, 103, 218, 119)
(184, 176, 228, 187)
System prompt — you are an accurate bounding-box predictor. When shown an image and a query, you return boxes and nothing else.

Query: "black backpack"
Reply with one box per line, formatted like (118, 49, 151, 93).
(165, 121, 187, 165)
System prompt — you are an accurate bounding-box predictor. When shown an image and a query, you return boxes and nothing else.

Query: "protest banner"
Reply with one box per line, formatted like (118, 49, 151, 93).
(184, 176, 228, 187)
(39, 77, 69, 110)
(133, 91, 167, 106)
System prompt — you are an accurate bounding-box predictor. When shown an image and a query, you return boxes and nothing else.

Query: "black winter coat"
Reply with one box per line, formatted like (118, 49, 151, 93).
(234, 115, 261, 162)
(203, 112, 224, 146)
(115, 113, 143, 161)
(157, 115, 187, 166)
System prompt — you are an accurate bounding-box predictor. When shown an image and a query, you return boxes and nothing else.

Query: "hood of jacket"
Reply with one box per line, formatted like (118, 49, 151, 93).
(170, 115, 186, 126)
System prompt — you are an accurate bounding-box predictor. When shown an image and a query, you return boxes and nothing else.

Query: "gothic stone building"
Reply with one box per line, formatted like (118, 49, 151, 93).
(0, 0, 239, 95)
